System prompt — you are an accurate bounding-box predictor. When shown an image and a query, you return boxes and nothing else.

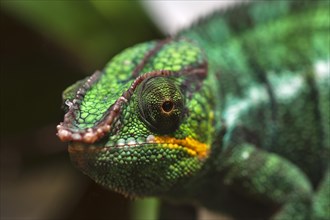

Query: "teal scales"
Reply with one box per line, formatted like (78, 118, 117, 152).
(57, 0, 330, 219)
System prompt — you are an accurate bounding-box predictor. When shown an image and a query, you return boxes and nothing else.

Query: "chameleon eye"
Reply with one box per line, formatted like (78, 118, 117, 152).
(138, 76, 185, 134)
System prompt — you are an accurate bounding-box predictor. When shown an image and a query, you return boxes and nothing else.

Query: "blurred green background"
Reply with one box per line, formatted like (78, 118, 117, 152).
(0, 1, 162, 219)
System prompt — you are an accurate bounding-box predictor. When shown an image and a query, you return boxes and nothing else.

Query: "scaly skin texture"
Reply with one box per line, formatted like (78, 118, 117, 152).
(57, 0, 330, 219)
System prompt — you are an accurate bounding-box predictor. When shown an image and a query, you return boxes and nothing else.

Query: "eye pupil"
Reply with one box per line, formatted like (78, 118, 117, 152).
(162, 101, 174, 113)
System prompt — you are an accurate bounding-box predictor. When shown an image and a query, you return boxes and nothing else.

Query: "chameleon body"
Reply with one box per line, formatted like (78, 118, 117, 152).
(57, 0, 330, 219)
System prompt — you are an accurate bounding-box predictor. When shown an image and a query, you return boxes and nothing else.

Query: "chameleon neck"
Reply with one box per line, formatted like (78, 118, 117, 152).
(170, 0, 330, 198)
(171, 1, 330, 203)
(177, 0, 329, 128)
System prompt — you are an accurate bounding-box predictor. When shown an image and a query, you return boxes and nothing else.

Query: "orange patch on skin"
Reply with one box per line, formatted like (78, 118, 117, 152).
(154, 136, 209, 158)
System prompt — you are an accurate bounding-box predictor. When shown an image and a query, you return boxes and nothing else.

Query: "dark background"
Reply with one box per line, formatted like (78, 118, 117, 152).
(0, 1, 162, 219)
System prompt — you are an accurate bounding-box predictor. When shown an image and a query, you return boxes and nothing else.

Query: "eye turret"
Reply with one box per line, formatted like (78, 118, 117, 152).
(137, 76, 185, 134)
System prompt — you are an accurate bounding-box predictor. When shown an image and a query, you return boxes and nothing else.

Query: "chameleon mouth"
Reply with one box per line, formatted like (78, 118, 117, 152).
(68, 135, 209, 159)
(152, 136, 209, 158)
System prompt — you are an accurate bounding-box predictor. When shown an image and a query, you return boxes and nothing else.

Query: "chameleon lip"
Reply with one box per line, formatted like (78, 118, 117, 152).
(68, 135, 209, 159)
(57, 63, 207, 144)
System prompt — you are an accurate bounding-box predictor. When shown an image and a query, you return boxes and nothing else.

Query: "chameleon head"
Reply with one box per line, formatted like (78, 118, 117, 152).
(57, 38, 215, 197)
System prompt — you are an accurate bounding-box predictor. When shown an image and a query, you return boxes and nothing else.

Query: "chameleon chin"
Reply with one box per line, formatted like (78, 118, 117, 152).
(57, 0, 330, 219)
